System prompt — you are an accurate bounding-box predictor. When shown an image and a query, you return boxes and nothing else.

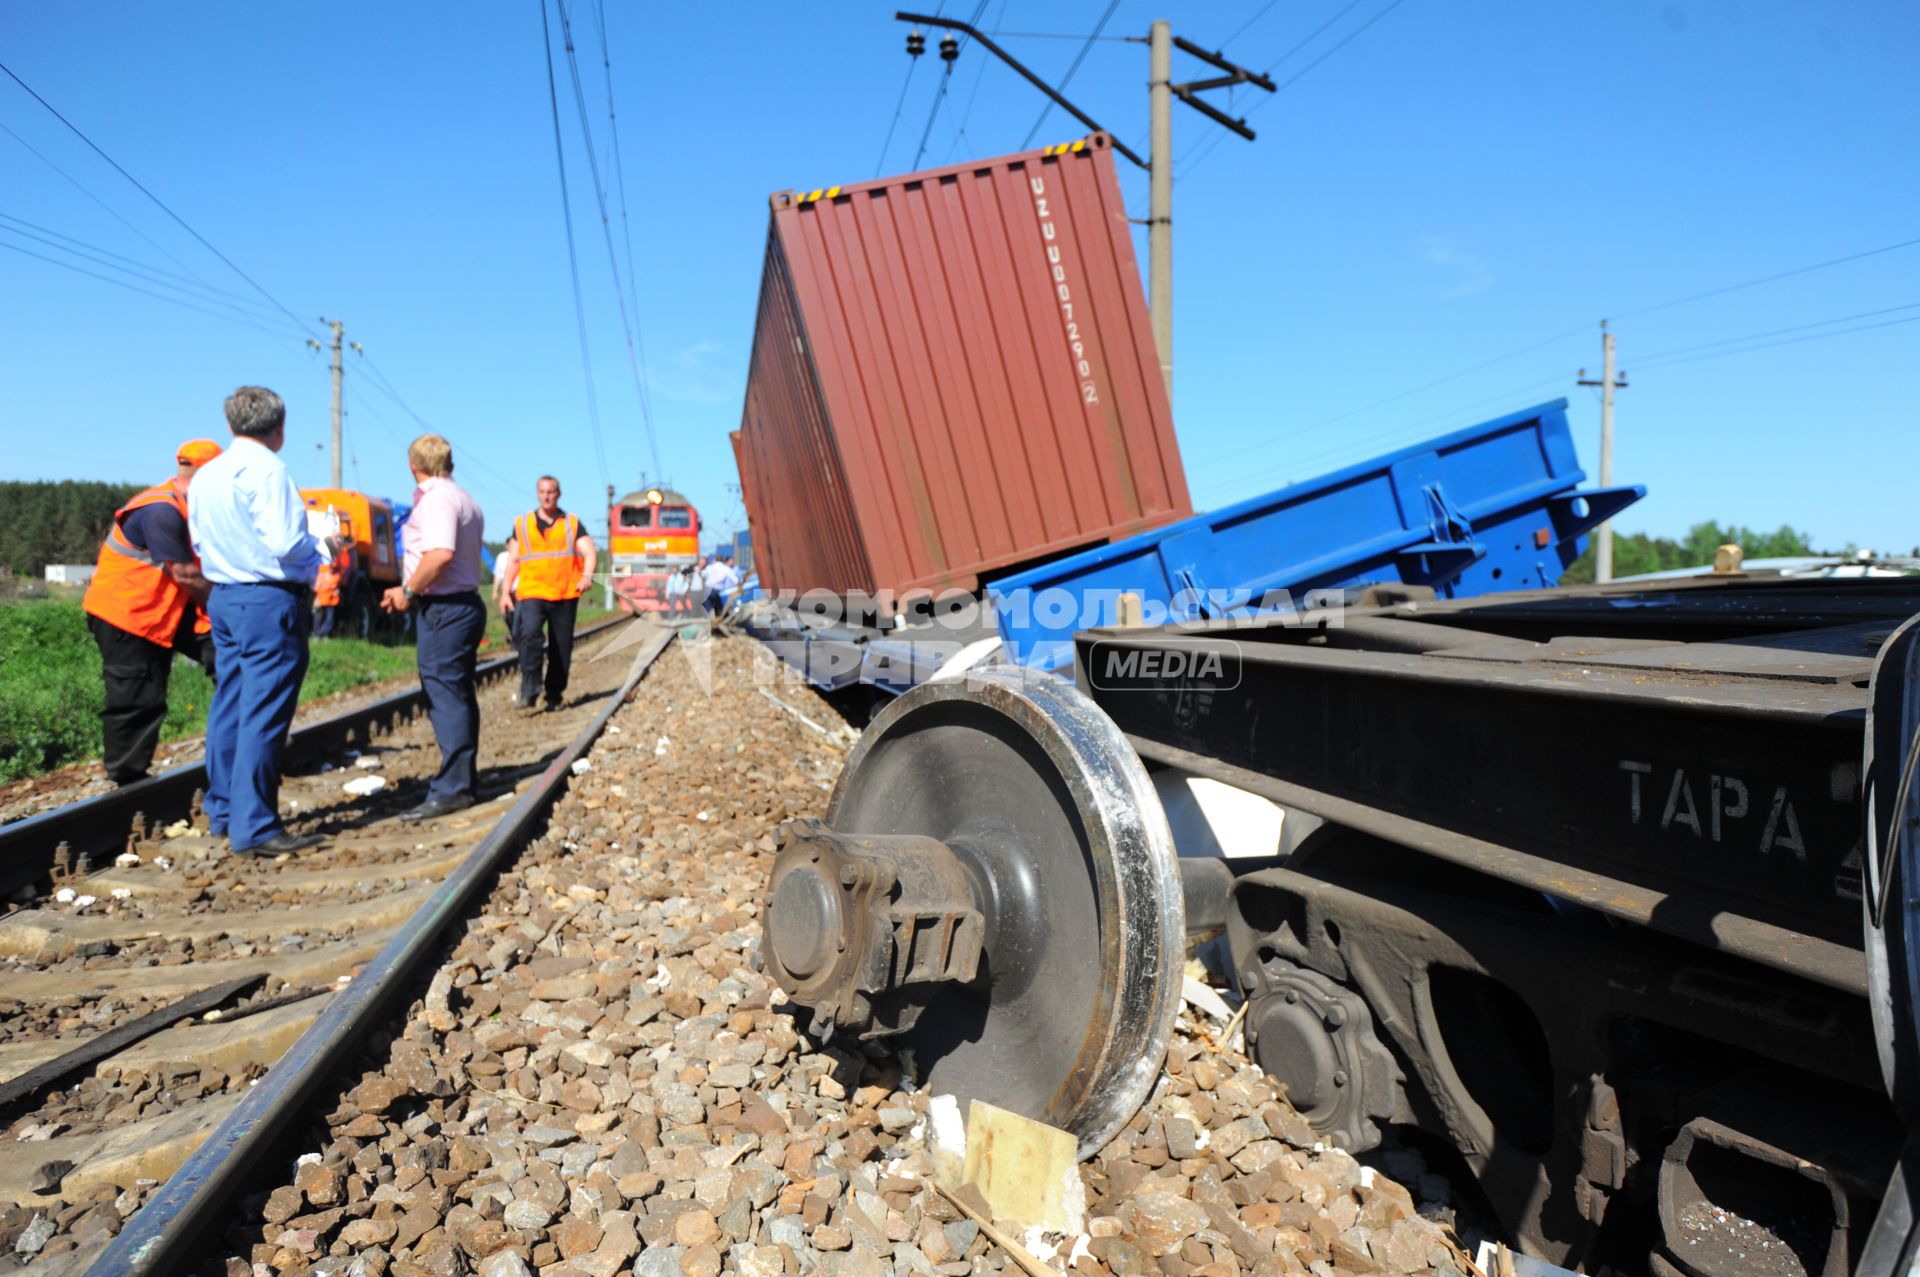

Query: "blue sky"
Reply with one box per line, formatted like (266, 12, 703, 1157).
(2, 1, 1915, 556)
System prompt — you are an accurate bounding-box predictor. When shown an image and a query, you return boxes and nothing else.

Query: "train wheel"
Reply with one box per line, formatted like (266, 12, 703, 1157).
(767, 668, 1184, 1156)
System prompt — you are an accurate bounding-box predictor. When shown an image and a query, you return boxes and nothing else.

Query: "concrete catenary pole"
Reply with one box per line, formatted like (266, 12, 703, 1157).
(1148, 20, 1173, 399)
(1578, 322, 1626, 583)
(327, 319, 345, 489)
(605, 482, 615, 612)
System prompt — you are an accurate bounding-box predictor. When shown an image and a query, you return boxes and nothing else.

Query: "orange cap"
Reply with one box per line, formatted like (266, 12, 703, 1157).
(176, 439, 223, 467)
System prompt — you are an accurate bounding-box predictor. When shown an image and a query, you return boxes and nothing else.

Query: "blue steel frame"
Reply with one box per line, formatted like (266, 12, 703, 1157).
(987, 400, 1643, 671)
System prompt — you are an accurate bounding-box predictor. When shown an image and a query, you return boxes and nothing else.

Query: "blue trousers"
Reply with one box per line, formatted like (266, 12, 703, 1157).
(416, 591, 485, 803)
(205, 583, 309, 850)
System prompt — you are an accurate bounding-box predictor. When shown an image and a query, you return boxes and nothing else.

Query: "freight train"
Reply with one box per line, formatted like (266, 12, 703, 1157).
(607, 486, 700, 613)
(733, 134, 1920, 1275)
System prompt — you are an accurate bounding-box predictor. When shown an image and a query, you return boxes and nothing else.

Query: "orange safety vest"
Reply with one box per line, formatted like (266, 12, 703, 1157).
(83, 481, 206, 644)
(313, 560, 343, 608)
(515, 511, 584, 601)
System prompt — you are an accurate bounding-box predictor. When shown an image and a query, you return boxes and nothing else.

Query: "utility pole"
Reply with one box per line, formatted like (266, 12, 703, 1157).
(307, 319, 361, 489)
(894, 14, 1269, 405)
(1148, 21, 1172, 396)
(1578, 322, 1629, 583)
(605, 482, 615, 612)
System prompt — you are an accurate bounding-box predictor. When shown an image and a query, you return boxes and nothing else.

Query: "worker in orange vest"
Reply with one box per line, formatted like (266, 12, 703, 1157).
(496, 474, 597, 713)
(311, 543, 347, 637)
(82, 439, 223, 785)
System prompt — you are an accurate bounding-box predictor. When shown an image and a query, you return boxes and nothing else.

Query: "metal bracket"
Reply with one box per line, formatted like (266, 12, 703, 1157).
(1544, 484, 1645, 545)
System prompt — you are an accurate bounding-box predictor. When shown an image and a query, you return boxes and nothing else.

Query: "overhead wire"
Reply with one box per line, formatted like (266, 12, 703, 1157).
(942, 0, 1010, 163)
(1182, 0, 1410, 175)
(0, 212, 307, 333)
(1629, 300, 1920, 366)
(1018, 0, 1121, 149)
(1610, 236, 1920, 322)
(1632, 312, 1920, 373)
(912, 1, 989, 170)
(557, 0, 662, 481)
(1221, 0, 1287, 48)
(535, 0, 614, 491)
(1186, 238, 1920, 475)
(0, 118, 240, 304)
(589, 0, 660, 449)
(0, 237, 312, 345)
(0, 58, 323, 341)
(875, 48, 922, 175)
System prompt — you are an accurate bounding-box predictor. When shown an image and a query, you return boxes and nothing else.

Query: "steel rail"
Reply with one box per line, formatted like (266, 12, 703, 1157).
(90, 622, 675, 1276)
(0, 614, 630, 896)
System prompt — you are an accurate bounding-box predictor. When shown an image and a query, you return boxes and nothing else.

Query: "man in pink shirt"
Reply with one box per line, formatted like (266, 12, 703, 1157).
(380, 434, 486, 822)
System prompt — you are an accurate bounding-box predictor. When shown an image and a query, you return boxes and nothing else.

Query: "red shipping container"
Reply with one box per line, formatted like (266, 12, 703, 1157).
(736, 134, 1191, 606)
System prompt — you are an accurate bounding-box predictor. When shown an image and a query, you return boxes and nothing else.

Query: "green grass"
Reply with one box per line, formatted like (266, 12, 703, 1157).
(0, 595, 618, 782)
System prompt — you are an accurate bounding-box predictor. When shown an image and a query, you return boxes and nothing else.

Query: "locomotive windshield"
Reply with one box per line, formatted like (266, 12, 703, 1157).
(618, 507, 652, 528)
(658, 508, 693, 528)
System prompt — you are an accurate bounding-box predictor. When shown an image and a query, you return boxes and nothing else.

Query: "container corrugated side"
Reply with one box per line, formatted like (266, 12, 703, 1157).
(737, 135, 1190, 603)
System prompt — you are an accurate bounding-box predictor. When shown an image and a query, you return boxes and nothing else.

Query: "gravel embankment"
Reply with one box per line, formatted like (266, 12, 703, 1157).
(25, 634, 1473, 1275)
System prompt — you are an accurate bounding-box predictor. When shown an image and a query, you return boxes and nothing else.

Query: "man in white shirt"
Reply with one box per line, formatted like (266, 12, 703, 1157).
(188, 386, 340, 858)
(700, 549, 741, 617)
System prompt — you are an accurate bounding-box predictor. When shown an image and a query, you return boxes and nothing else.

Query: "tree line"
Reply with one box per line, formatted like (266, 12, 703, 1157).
(1559, 521, 1818, 584)
(0, 481, 142, 578)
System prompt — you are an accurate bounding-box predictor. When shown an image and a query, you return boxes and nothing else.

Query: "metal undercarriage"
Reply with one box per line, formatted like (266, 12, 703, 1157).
(764, 573, 1920, 1276)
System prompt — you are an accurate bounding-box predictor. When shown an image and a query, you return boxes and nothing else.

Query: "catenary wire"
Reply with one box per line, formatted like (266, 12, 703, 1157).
(0, 214, 308, 333)
(536, 0, 614, 491)
(1629, 300, 1920, 366)
(1609, 236, 1920, 322)
(1183, 0, 1410, 174)
(1019, 0, 1121, 149)
(557, 0, 662, 481)
(1632, 313, 1920, 373)
(1187, 239, 1920, 474)
(875, 50, 921, 175)
(912, 1, 988, 169)
(1221, 0, 1288, 50)
(942, 0, 1009, 163)
(0, 59, 323, 342)
(0, 237, 312, 346)
(0, 118, 243, 305)
(590, 0, 660, 449)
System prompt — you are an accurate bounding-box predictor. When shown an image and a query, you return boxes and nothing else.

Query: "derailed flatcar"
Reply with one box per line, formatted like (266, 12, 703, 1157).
(761, 571, 1920, 1275)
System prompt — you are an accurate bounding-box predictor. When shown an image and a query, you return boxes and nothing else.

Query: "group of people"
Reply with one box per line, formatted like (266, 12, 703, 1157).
(80, 386, 594, 860)
(663, 550, 741, 617)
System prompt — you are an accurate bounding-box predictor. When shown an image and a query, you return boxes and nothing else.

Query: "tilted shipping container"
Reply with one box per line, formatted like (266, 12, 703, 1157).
(736, 135, 1191, 606)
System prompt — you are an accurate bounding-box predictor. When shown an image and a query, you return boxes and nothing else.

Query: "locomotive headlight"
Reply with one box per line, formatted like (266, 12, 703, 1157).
(646, 488, 664, 504)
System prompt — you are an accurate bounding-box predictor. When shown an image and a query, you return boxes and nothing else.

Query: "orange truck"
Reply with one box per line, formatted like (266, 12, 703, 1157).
(300, 488, 404, 638)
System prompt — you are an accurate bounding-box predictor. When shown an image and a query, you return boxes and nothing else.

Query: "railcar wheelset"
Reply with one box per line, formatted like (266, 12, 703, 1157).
(762, 668, 1186, 1156)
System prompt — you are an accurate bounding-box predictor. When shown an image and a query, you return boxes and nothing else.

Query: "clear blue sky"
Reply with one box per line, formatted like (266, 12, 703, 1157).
(3, 2, 1915, 556)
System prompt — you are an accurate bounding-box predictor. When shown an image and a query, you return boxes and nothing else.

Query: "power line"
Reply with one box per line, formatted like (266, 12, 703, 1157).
(1633, 312, 1920, 373)
(1019, 0, 1120, 149)
(1630, 300, 1920, 366)
(942, 0, 1010, 163)
(0, 120, 244, 302)
(1221, 0, 1287, 49)
(589, 0, 658, 440)
(555, 0, 662, 480)
(911, 1, 989, 170)
(0, 212, 305, 331)
(0, 58, 322, 341)
(0, 236, 310, 344)
(1611, 235, 1920, 322)
(1186, 321, 1589, 475)
(536, 0, 613, 490)
(875, 53, 922, 175)
(1184, 0, 1410, 174)
(984, 29, 1133, 41)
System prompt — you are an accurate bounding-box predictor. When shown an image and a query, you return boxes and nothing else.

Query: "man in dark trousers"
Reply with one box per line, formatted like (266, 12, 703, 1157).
(497, 475, 597, 714)
(188, 387, 341, 859)
(381, 434, 486, 821)
(81, 439, 223, 784)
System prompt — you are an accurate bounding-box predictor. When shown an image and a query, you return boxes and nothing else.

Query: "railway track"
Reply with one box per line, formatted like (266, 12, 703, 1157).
(0, 616, 671, 1271)
(0, 615, 629, 898)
